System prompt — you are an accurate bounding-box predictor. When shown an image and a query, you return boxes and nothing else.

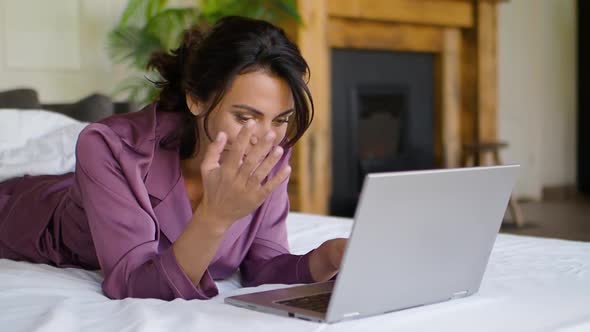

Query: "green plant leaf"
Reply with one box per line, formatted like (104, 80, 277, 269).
(145, 7, 199, 51)
(145, 0, 169, 20)
(108, 26, 162, 70)
(112, 74, 159, 107)
(199, 0, 250, 23)
(118, 0, 149, 27)
(272, 0, 301, 23)
(118, 0, 172, 27)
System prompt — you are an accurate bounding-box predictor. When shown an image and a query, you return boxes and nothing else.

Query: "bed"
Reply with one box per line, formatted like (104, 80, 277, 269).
(1, 106, 589, 331)
(0, 213, 589, 331)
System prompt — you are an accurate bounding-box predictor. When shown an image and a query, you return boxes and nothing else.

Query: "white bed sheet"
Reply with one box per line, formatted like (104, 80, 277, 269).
(0, 213, 589, 332)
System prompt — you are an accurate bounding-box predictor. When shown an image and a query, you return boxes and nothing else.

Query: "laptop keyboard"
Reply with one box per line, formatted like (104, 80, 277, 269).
(276, 292, 332, 313)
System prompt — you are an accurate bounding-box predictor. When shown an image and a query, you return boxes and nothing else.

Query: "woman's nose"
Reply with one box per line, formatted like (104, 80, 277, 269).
(253, 122, 276, 143)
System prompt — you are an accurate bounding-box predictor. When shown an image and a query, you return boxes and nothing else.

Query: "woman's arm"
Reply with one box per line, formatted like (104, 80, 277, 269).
(238, 173, 347, 286)
(171, 120, 292, 285)
(76, 124, 218, 300)
(172, 206, 227, 285)
(239, 175, 316, 286)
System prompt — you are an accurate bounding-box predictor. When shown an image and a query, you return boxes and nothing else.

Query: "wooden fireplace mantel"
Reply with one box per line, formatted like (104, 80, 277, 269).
(286, 0, 505, 214)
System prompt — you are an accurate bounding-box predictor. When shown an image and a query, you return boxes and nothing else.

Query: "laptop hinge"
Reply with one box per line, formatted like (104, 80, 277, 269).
(451, 290, 469, 299)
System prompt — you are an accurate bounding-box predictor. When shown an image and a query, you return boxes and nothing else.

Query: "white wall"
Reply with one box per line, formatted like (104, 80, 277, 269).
(0, 0, 129, 103)
(498, 0, 577, 199)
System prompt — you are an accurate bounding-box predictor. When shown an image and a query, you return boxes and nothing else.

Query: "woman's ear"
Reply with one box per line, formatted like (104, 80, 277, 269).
(185, 94, 202, 116)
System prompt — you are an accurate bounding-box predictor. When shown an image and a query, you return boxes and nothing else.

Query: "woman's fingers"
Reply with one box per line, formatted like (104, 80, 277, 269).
(222, 120, 256, 171)
(200, 131, 227, 174)
(245, 145, 283, 188)
(199, 123, 289, 223)
(238, 131, 276, 180)
(258, 163, 291, 197)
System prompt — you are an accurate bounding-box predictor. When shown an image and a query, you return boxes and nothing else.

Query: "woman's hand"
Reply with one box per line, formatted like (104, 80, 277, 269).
(195, 120, 291, 233)
(308, 238, 348, 282)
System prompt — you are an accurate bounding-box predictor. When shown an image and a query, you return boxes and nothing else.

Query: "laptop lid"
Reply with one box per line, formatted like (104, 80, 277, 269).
(325, 165, 519, 322)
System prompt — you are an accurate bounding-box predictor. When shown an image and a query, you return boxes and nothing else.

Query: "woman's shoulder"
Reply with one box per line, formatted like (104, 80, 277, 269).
(74, 103, 182, 179)
(85, 104, 158, 148)
(75, 104, 160, 170)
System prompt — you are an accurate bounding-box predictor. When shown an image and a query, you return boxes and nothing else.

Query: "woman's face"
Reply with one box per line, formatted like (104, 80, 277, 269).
(187, 70, 295, 161)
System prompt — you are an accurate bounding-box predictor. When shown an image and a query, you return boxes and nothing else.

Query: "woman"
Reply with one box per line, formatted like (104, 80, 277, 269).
(0, 16, 346, 300)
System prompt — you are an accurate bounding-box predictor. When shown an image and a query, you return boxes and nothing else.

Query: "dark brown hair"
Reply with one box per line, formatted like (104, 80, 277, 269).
(147, 16, 314, 159)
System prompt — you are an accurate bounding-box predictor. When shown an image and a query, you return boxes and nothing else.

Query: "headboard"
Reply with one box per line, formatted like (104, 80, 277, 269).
(0, 88, 137, 123)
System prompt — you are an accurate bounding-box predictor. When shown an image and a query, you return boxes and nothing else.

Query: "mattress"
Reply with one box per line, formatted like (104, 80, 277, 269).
(0, 212, 589, 332)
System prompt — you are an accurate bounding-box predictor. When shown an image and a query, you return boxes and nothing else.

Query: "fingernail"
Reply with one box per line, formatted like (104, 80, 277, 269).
(265, 132, 275, 141)
(273, 146, 283, 156)
(216, 132, 224, 142)
(286, 166, 292, 173)
(250, 136, 258, 145)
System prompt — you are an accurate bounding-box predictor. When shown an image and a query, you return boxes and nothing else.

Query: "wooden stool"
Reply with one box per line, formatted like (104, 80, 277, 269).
(462, 141, 525, 228)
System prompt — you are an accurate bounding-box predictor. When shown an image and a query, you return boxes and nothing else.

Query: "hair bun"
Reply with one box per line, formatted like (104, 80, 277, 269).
(178, 25, 204, 60)
(147, 24, 205, 91)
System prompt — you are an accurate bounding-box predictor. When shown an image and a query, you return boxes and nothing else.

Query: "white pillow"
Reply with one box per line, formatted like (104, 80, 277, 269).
(0, 109, 89, 182)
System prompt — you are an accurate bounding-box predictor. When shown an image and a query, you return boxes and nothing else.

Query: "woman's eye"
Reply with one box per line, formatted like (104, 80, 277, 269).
(274, 118, 289, 125)
(235, 114, 252, 123)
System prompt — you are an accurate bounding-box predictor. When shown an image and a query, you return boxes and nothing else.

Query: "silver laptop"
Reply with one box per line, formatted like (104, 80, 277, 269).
(225, 165, 519, 323)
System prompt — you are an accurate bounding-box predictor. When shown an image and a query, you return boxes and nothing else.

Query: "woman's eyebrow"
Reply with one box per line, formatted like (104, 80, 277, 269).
(232, 104, 294, 117)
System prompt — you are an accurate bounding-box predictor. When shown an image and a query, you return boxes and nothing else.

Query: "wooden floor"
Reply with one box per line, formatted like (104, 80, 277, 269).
(500, 194, 590, 242)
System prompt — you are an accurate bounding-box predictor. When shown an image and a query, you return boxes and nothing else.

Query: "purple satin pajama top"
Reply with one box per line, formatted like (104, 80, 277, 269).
(0, 104, 315, 300)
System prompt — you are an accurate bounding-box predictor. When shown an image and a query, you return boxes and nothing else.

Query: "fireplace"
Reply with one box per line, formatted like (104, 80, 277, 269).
(286, 0, 503, 215)
(330, 49, 435, 217)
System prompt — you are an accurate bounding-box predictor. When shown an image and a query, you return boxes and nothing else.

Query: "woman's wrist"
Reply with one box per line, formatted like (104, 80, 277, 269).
(190, 203, 230, 236)
(308, 245, 338, 282)
(173, 204, 232, 285)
